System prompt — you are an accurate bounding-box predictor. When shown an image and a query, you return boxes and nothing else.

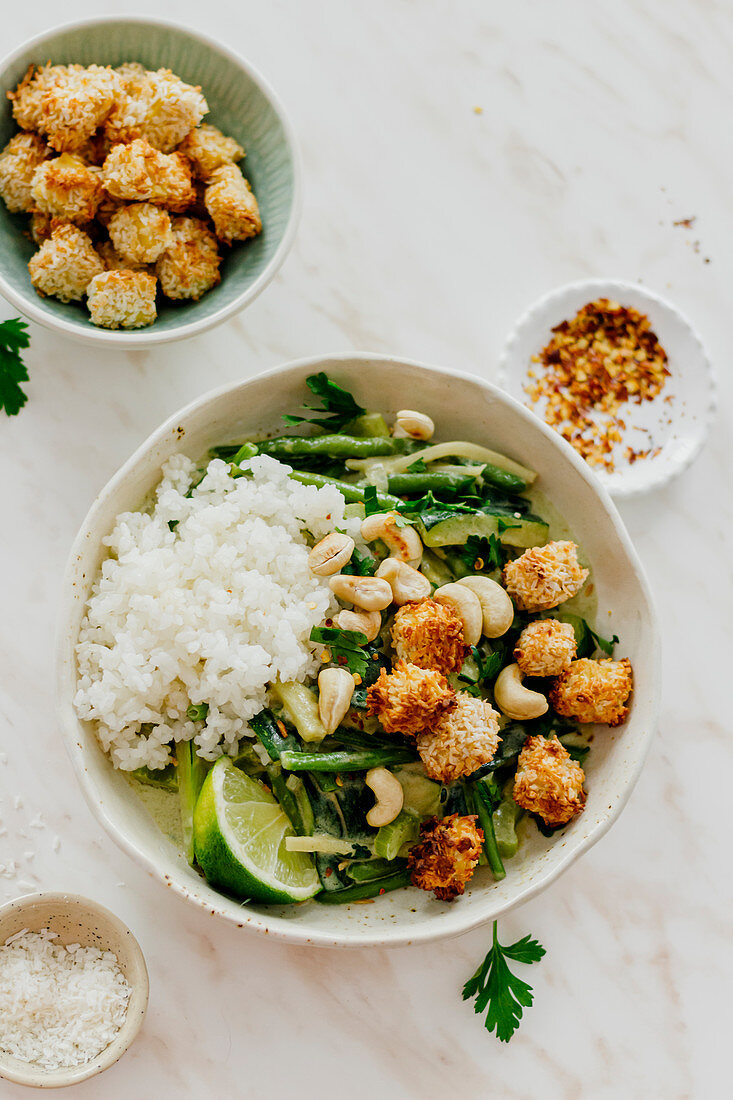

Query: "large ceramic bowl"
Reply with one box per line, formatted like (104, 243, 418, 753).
(56, 355, 660, 947)
(0, 17, 300, 348)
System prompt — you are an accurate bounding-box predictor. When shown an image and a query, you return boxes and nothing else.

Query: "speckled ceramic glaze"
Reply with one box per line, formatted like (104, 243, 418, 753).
(497, 279, 716, 498)
(56, 355, 661, 948)
(0, 18, 300, 348)
(0, 893, 148, 1088)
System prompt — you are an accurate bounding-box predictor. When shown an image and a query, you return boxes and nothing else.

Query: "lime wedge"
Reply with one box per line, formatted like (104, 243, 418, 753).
(193, 758, 320, 904)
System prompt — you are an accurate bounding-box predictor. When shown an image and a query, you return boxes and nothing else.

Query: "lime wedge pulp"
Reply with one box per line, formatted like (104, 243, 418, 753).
(193, 757, 320, 904)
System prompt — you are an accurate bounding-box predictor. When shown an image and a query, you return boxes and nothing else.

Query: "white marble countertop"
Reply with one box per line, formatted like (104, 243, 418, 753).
(1, 1, 731, 1096)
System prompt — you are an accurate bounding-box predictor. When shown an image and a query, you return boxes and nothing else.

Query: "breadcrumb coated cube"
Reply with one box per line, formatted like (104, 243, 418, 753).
(28, 222, 104, 302)
(407, 814, 483, 900)
(86, 270, 157, 329)
(179, 124, 244, 180)
(108, 202, 172, 264)
(417, 693, 500, 782)
(514, 618, 577, 677)
(29, 210, 53, 244)
(503, 540, 588, 612)
(204, 164, 261, 243)
(31, 154, 103, 223)
(367, 660, 455, 736)
(101, 139, 195, 212)
(549, 657, 633, 727)
(0, 133, 50, 213)
(391, 597, 466, 676)
(105, 67, 208, 152)
(12, 64, 120, 153)
(513, 735, 586, 826)
(155, 216, 221, 300)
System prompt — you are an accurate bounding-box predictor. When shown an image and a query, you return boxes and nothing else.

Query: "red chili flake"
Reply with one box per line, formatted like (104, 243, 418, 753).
(325, 867, 332, 877)
(337, 655, 347, 665)
(379, 888, 386, 895)
(276, 720, 287, 736)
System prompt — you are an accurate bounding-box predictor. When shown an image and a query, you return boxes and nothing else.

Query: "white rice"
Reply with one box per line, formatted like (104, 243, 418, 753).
(74, 454, 346, 770)
(0, 928, 130, 1069)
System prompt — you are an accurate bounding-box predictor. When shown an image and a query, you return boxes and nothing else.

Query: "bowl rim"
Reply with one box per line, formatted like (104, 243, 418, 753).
(496, 276, 717, 499)
(0, 14, 302, 350)
(55, 352, 661, 948)
(0, 891, 149, 1088)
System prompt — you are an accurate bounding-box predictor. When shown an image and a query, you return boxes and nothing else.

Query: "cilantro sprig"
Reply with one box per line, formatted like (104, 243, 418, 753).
(398, 491, 474, 531)
(283, 373, 365, 433)
(463, 921, 546, 1042)
(310, 626, 369, 676)
(0, 318, 31, 417)
(460, 533, 506, 573)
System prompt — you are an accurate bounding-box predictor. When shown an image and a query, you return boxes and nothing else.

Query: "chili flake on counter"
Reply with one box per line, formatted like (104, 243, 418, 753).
(524, 298, 671, 470)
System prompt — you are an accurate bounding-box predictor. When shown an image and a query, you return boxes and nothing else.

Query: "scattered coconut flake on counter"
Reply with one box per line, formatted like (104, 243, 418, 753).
(0, 928, 131, 1069)
(74, 454, 344, 771)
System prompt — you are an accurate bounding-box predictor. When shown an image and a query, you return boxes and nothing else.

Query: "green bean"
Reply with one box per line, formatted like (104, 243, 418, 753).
(257, 434, 411, 459)
(177, 742, 208, 866)
(480, 463, 528, 492)
(288, 471, 402, 510)
(346, 857, 407, 883)
(493, 785, 523, 859)
(315, 870, 411, 903)
(266, 762, 311, 835)
(280, 747, 416, 773)
(231, 442, 259, 466)
(472, 779, 506, 880)
(387, 472, 477, 495)
(186, 702, 209, 722)
(250, 710, 300, 761)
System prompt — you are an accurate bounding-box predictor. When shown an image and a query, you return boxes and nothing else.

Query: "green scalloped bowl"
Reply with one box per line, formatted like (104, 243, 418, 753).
(0, 17, 300, 347)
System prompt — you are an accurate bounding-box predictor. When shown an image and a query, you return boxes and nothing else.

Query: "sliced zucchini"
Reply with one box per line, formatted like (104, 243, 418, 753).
(420, 513, 548, 549)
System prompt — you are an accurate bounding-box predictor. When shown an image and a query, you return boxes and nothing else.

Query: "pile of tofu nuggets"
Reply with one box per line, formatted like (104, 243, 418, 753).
(0, 62, 262, 328)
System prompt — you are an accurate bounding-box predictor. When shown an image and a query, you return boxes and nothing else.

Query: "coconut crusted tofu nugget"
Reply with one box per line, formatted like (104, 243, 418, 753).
(86, 270, 157, 329)
(367, 660, 455, 736)
(179, 124, 244, 180)
(13, 64, 120, 153)
(31, 154, 103, 224)
(96, 239, 149, 273)
(105, 67, 208, 152)
(0, 133, 50, 213)
(108, 202, 173, 264)
(29, 211, 53, 244)
(514, 618, 577, 678)
(28, 222, 104, 302)
(391, 597, 466, 676)
(155, 217, 221, 300)
(503, 540, 588, 612)
(204, 164, 261, 243)
(549, 657, 633, 727)
(513, 735, 586, 827)
(101, 139, 195, 212)
(417, 693, 500, 782)
(407, 814, 484, 900)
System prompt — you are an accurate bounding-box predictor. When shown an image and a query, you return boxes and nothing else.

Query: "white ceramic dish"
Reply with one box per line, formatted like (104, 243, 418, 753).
(0, 16, 301, 349)
(56, 354, 660, 948)
(0, 893, 148, 1089)
(497, 279, 716, 499)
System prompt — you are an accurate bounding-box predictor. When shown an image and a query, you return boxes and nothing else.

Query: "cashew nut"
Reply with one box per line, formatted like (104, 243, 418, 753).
(376, 558, 431, 606)
(493, 663, 548, 720)
(317, 666, 355, 734)
(392, 410, 435, 441)
(329, 574, 393, 611)
(360, 511, 423, 567)
(336, 608, 382, 642)
(433, 582, 482, 646)
(365, 767, 404, 827)
(456, 576, 514, 638)
(308, 532, 355, 576)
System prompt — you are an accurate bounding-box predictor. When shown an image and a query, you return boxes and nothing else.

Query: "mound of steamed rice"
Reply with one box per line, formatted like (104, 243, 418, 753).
(74, 454, 345, 770)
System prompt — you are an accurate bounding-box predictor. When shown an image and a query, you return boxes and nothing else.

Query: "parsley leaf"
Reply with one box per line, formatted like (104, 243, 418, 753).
(363, 485, 381, 516)
(283, 372, 365, 432)
(460, 534, 506, 572)
(588, 625, 619, 656)
(398, 491, 475, 531)
(310, 626, 369, 677)
(463, 921, 545, 1042)
(0, 318, 31, 417)
(341, 546, 376, 576)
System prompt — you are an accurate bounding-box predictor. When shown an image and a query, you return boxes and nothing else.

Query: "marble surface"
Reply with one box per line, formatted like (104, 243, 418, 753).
(0, 1, 731, 1096)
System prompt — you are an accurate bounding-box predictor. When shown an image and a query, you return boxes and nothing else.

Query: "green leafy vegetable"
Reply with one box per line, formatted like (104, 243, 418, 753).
(461, 534, 506, 572)
(398, 491, 475, 531)
(463, 921, 546, 1042)
(341, 546, 377, 576)
(0, 318, 31, 417)
(406, 457, 428, 472)
(588, 625, 619, 656)
(363, 485, 380, 516)
(310, 626, 369, 676)
(283, 372, 365, 432)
